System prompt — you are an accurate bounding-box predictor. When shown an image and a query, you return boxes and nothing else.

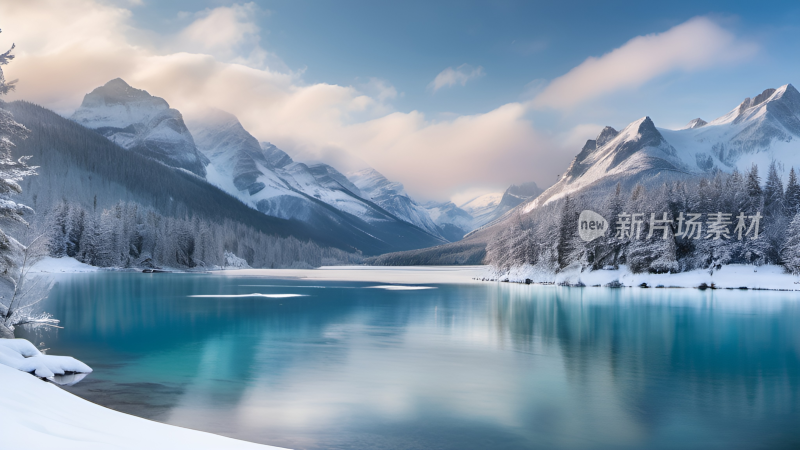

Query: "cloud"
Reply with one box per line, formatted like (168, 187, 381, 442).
(428, 64, 485, 93)
(532, 17, 758, 110)
(172, 2, 282, 69)
(0, 0, 566, 200)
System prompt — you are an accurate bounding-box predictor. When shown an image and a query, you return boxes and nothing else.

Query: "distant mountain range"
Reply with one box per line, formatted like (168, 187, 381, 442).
(59, 78, 542, 254)
(373, 83, 800, 266)
(524, 84, 800, 213)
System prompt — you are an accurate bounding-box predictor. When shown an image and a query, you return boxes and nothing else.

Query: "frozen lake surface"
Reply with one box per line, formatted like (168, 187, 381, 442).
(20, 268, 800, 450)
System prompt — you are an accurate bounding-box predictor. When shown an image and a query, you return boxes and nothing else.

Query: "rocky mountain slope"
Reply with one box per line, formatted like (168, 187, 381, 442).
(65, 80, 447, 255)
(348, 168, 444, 238)
(421, 200, 475, 242)
(525, 84, 800, 213)
(184, 108, 446, 254)
(70, 79, 207, 176)
(374, 83, 800, 266)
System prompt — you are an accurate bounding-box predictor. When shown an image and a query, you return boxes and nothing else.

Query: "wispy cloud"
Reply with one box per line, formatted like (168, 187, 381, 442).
(532, 17, 758, 110)
(171, 2, 287, 70)
(428, 64, 485, 93)
(0, 1, 569, 199)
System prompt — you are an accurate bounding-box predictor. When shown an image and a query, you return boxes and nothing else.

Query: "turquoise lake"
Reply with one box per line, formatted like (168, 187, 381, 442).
(19, 271, 800, 450)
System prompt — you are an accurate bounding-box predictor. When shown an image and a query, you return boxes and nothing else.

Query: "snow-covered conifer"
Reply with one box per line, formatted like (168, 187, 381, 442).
(780, 212, 800, 275)
(0, 34, 35, 228)
(0, 30, 55, 334)
(557, 194, 578, 269)
(763, 161, 785, 217)
(745, 164, 763, 213)
(785, 167, 800, 217)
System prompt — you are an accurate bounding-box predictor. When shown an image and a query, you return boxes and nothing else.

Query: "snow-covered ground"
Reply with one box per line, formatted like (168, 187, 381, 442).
(30, 256, 100, 273)
(215, 265, 489, 284)
(0, 363, 285, 450)
(0, 339, 91, 385)
(25, 259, 800, 291)
(499, 263, 800, 290)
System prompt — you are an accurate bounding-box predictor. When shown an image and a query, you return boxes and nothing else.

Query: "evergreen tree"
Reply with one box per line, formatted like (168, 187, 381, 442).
(0, 34, 35, 228)
(557, 195, 578, 269)
(724, 169, 747, 214)
(0, 30, 16, 96)
(785, 167, 800, 217)
(763, 161, 785, 216)
(606, 183, 623, 219)
(66, 206, 84, 257)
(745, 164, 763, 213)
(780, 212, 800, 274)
(0, 30, 55, 332)
(78, 209, 100, 266)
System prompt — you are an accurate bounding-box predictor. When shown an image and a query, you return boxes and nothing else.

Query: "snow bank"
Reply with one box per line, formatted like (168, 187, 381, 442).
(0, 339, 92, 382)
(366, 285, 437, 290)
(216, 265, 488, 285)
(0, 362, 285, 450)
(30, 256, 99, 273)
(499, 264, 800, 290)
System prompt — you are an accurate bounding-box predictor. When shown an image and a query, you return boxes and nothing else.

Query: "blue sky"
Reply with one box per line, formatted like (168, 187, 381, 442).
(4, 0, 800, 201)
(128, 0, 800, 121)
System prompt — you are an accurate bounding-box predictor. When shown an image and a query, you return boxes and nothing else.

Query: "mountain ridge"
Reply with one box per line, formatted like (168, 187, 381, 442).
(71, 78, 207, 176)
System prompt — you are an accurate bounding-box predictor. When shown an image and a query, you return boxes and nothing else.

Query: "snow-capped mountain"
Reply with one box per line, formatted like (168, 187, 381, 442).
(372, 83, 800, 266)
(189, 109, 398, 222)
(459, 192, 503, 226)
(421, 182, 543, 240)
(186, 109, 446, 251)
(480, 182, 543, 228)
(455, 182, 544, 230)
(421, 200, 474, 242)
(526, 84, 800, 213)
(682, 118, 708, 129)
(67, 80, 444, 255)
(348, 168, 444, 238)
(70, 79, 207, 176)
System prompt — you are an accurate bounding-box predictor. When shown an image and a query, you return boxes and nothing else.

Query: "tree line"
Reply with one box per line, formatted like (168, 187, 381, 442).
(487, 162, 800, 276)
(47, 200, 362, 269)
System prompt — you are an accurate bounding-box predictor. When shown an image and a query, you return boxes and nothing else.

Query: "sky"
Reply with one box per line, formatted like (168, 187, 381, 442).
(2, 0, 800, 204)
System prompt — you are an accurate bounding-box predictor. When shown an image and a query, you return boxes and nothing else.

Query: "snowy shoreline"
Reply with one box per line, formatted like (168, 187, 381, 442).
(490, 263, 800, 291)
(0, 363, 286, 450)
(7, 260, 800, 449)
(0, 337, 286, 449)
(29, 257, 800, 291)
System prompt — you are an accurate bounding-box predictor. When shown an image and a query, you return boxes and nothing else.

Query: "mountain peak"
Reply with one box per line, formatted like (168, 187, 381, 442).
(71, 79, 206, 176)
(771, 83, 800, 107)
(627, 116, 663, 140)
(738, 88, 776, 114)
(618, 116, 658, 138)
(683, 118, 707, 129)
(105, 77, 130, 88)
(506, 181, 541, 198)
(595, 126, 619, 147)
(83, 78, 167, 108)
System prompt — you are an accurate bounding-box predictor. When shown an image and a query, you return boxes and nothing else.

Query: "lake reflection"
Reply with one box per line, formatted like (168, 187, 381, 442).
(20, 273, 800, 450)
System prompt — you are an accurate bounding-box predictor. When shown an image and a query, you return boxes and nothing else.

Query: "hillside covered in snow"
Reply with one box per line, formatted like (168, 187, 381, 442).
(375, 84, 800, 280)
(526, 84, 800, 212)
(71, 79, 208, 177)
